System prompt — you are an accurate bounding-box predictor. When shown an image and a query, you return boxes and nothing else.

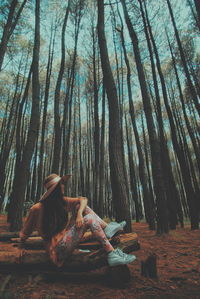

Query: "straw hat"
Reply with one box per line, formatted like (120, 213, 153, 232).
(39, 173, 71, 202)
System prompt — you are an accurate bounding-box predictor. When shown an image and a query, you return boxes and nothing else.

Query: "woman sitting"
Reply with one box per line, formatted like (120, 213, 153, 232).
(19, 173, 136, 267)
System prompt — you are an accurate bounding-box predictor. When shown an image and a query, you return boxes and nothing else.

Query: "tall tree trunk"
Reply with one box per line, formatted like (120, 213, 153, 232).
(97, 0, 132, 231)
(141, 112, 156, 224)
(125, 115, 141, 222)
(8, 0, 40, 231)
(52, 2, 70, 173)
(91, 23, 100, 212)
(36, 23, 55, 201)
(0, 55, 27, 211)
(98, 84, 106, 218)
(6, 64, 32, 222)
(121, 0, 168, 234)
(62, 4, 82, 175)
(78, 80, 85, 196)
(141, 0, 183, 229)
(116, 4, 155, 229)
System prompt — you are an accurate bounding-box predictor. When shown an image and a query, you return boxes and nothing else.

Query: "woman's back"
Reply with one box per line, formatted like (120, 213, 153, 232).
(20, 197, 77, 243)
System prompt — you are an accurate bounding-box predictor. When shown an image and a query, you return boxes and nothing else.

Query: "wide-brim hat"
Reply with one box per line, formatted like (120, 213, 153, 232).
(39, 173, 71, 202)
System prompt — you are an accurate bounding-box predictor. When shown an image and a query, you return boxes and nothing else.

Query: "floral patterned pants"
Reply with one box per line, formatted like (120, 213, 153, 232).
(55, 206, 114, 267)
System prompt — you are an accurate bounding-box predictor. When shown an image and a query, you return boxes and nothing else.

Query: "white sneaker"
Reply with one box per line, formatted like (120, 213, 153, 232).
(104, 221, 126, 239)
(107, 248, 136, 266)
(115, 248, 136, 260)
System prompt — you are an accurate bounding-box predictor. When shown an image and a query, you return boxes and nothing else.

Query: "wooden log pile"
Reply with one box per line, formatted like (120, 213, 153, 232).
(0, 231, 140, 284)
(0, 233, 140, 272)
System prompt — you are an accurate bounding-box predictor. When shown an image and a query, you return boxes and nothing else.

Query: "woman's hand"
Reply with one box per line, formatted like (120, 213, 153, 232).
(76, 212, 84, 228)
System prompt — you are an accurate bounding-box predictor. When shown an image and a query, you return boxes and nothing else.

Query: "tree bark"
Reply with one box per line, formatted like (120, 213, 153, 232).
(98, 85, 106, 218)
(116, 6, 155, 229)
(97, 0, 132, 231)
(120, 0, 168, 234)
(52, 2, 70, 174)
(8, 0, 40, 231)
(0, 233, 139, 272)
(125, 116, 141, 222)
(0, 57, 25, 210)
(141, 0, 183, 229)
(36, 23, 55, 201)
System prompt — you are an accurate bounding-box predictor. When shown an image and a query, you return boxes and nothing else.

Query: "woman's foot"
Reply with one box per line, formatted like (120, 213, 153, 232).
(107, 248, 136, 266)
(104, 221, 126, 239)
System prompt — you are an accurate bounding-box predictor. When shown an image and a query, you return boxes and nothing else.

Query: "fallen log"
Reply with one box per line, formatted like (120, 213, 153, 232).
(10, 232, 138, 250)
(11, 235, 122, 250)
(0, 231, 92, 242)
(0, 233, 140, 272)
(0, 231, 38, 241)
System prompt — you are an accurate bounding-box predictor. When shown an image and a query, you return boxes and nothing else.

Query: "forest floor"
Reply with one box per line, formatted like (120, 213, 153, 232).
(0, 214, 200, 299)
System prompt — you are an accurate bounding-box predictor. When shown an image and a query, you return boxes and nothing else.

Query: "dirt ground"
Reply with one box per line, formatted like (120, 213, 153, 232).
(0, 214, 200, 299)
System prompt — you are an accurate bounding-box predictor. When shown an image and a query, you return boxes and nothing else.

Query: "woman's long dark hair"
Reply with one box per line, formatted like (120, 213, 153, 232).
(41, 182, 68, 241)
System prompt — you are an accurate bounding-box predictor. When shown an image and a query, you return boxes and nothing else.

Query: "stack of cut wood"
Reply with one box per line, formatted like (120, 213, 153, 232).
(0, 231, 140, 284)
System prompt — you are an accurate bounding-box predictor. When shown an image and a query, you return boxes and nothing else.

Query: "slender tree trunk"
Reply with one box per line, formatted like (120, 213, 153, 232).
(9, 0, 40, 231)
(78, 82, 85, 195)
(98, 84, 106, 218)
(97, 0, 132, 231)
(0, 56, 27, 211)
(60, 69, 70, 176)
(121, 0, 168, 234)
(36, 23, 55, 200)
(116, 30, 155, 229)
(141, 112, 156, 225)
(125, 116, 141, 222)
(30, 129, 39, 202)
(141, 0, 183, 229)
(91, 24, 100, 212)
(52, 2, 70, 173)
(63, 6, 82, 175)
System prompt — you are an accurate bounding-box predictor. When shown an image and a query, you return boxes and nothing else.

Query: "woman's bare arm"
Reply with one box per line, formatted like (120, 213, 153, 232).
(19, 206, 37, 246)
(64, 196, 88, 211)
(77, 197, 88, 215)
(64, 196, 88, 228)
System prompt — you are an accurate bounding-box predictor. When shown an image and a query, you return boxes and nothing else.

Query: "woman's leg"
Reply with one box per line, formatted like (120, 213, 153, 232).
(83, 206, 107, 229)
(83, 206, 126, 240)
(55, 213, 114, 266)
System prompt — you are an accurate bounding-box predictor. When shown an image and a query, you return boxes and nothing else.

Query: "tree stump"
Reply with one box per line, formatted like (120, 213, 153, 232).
(141, 253, 157, 279)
